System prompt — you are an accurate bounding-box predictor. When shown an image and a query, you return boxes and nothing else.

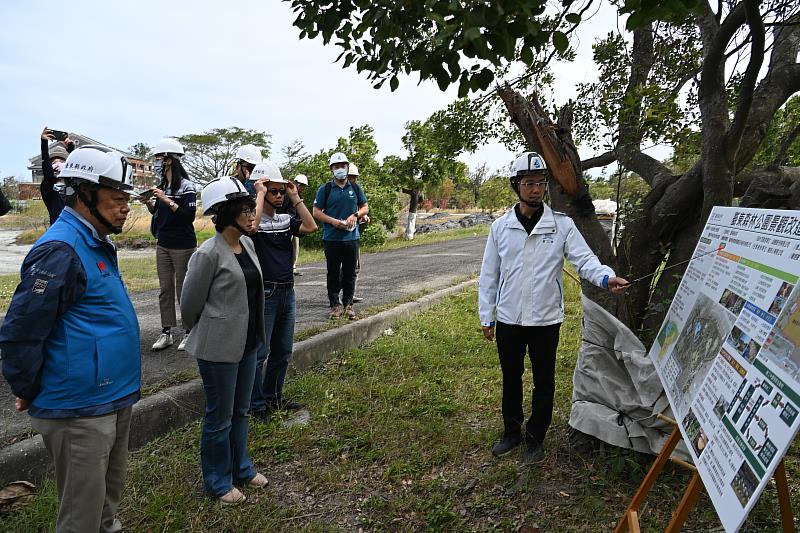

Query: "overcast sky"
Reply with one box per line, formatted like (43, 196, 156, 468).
(0, 1, 632, 182)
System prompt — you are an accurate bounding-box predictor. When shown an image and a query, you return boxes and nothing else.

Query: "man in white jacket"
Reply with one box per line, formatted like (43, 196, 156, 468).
(478, 152, 629, 463)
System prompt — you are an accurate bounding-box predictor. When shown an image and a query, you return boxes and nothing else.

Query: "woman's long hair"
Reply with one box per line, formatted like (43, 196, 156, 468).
(159, 155, 190, 195)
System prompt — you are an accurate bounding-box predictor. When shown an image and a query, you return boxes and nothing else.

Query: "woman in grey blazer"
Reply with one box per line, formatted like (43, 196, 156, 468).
(180, 177, 268, 505)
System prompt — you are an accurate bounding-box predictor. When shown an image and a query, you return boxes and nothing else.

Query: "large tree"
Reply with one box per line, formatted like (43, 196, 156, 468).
(175, 127, 271, 183)
(288, 0, 800, 339)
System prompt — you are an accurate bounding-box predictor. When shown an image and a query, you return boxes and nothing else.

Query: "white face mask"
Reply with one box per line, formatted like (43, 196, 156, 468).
(332, 168, 348, 180)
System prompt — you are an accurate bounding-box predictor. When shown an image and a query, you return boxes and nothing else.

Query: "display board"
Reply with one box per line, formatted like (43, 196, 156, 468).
(649, 207, 800, 532)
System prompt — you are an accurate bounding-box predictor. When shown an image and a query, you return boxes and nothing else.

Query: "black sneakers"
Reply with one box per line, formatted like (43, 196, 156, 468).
(265, 398, 306, 414)
(249, 409, 271, 423)
(523, 443, 545, 464)
(491, 434, 522, 457)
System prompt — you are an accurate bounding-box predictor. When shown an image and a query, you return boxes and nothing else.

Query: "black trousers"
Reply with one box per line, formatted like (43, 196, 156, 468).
(495, 321, 561, 446)
(323, 240, 359, 307)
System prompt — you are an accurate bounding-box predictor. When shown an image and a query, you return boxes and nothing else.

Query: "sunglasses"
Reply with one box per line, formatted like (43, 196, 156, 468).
(267, 188, 286, 196)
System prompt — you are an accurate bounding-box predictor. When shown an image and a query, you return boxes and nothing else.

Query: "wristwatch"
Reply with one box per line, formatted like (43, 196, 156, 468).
(169, 201, 177, 209)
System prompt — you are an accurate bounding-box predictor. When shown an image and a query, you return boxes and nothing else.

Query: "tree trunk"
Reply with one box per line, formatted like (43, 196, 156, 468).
(498, 86, 622, 316)
(404, 188, 420, 240)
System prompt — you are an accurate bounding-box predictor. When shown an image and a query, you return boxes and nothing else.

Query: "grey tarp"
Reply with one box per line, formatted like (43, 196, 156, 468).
(569, 295, 689, 460)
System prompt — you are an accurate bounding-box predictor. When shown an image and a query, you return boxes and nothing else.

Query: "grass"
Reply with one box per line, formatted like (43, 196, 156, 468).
(3, 284, 796, 532)
(0, 225, 488, 313)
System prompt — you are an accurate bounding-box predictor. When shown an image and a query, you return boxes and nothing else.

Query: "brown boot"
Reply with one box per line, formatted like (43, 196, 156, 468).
(345, 304, 356, 320)
(329, 305, 342, 319)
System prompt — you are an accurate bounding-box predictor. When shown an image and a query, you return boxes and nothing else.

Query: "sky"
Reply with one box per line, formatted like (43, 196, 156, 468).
(0, 1, 637, 182)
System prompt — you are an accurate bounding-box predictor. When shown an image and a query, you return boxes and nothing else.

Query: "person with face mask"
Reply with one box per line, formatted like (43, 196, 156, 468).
(247, 162, 317, 423)
(478, 152, 630, 464)
(312, 152, 369, 320)
(1, 146, 140, 532)
(180, 177, 267, 504)
(39, 127, 75, 225)
(144, 138, 197, 352)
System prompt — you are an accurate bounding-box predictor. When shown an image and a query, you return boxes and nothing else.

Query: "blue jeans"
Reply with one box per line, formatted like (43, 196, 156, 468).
(197, 343, 260, 497)
(250, 286, 296, 412)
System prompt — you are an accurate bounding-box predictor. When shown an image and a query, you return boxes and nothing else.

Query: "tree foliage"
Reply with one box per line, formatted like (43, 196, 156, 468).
(127, 142, 152, 159)
(478, 176, 517, 214)
(286, 0, 701, 97)
(175, 127, 271, 183)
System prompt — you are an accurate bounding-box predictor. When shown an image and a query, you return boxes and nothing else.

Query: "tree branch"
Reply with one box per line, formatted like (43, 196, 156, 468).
(772, 124, 800, 167)
(581, 151, 617, 170)
(725, 0, 767, 160)
(698, 2, 747, 103)
(728, 21, 800, 167)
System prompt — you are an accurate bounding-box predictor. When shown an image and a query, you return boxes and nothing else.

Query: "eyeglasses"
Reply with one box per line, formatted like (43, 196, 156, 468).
(519, 180, 548, 189)
(239, 208, 257, 217)
(267, 188, 286, 196)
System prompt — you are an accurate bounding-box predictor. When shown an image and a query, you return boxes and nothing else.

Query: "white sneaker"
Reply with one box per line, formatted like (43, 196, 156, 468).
(151, 333, 173, 351)
(177, 334, 189, 351)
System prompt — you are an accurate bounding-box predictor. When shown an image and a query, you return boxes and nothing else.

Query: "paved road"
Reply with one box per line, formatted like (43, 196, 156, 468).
(0, 236, 487, 443)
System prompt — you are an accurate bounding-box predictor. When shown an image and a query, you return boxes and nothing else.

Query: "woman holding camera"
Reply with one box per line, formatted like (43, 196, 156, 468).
(180, 176, 267, 504)
(145, 138, 197, 351)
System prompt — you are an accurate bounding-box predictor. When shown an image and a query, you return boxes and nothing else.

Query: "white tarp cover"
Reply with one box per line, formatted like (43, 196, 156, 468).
(569, 294, 688, 459)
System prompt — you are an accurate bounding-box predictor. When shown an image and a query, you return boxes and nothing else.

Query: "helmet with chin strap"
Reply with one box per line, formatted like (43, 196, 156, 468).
(60, 145, 134, 233)
(510, 152, 548, 192)
(201, 176, 250, 216)
(235, 144, 263, 166)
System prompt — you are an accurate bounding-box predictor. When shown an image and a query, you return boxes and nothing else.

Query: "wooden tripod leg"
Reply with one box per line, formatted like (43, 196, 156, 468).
(614, 426, 683, 533)
(665, 471, 704, 533)
(775, 460, 795, 533)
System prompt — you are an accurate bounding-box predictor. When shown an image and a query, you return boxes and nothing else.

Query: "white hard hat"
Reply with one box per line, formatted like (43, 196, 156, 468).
(235, 144, 263, 165)
(293, 174, 309, 186)
(511, 152, 547, 178)
(250, 160, 286, 183)
(347, 162, 359, 177)
(60, 145, 134, 192)
(152, 137, 184, 156)
(201, 176, 250, 215)
(329, 152, 349, 166)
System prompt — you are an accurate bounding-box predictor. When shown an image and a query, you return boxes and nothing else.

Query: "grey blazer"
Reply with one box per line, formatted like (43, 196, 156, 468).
(180, 233, 265, 362)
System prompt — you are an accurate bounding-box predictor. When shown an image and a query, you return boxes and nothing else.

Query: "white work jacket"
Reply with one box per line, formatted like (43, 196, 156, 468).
(478, 204, 615, 327)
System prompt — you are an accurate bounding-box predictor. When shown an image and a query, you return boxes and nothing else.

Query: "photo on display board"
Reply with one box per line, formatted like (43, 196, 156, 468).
(730, 461, 759, 507)
(719, 288, 746, 317)
(682, 408, 709, 458)
(760, 287, 800, 380)
(727, 326, 762, 363)
(671, 293, 736, 415)
(768, 281, 794, 316)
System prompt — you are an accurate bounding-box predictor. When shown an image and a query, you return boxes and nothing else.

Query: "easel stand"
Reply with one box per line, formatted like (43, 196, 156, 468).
(614, 414, 795, 533)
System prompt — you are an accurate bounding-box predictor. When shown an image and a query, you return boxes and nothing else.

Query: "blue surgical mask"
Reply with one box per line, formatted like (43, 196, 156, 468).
(153, 160, 164, 176)
(332, 168, 347, 180)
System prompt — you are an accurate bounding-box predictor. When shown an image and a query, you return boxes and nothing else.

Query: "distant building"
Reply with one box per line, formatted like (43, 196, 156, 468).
(27, 133, 155, 192)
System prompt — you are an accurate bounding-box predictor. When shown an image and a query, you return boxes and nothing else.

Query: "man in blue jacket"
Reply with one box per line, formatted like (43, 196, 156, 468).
(0, 146, 140, 533)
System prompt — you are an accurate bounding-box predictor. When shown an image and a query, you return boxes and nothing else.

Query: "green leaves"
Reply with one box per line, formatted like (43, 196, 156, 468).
(286, 0, 702, 95)
(552, 31, 569, 52)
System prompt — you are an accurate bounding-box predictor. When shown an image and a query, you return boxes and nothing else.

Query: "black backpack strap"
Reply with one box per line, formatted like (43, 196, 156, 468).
(323, 180, 332, 210)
